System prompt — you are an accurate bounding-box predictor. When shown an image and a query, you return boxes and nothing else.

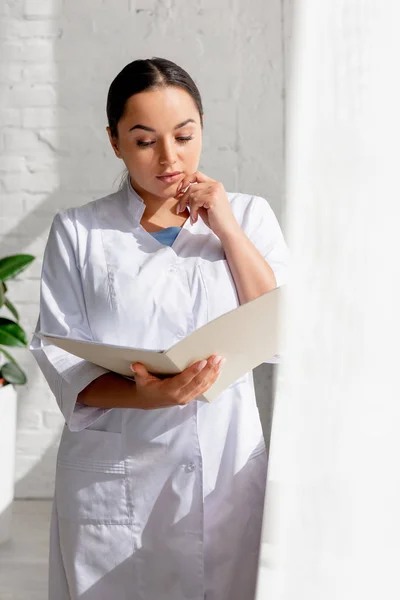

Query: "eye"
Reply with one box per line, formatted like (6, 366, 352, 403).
(136, 140, 155, 148)
(136, 136, 194, 148)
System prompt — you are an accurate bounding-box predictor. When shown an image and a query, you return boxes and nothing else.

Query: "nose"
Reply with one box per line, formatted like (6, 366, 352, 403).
(159, 138, 178, 166)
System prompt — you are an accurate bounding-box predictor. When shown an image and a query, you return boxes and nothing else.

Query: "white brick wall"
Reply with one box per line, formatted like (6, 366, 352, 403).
(0, 0, 287, 498)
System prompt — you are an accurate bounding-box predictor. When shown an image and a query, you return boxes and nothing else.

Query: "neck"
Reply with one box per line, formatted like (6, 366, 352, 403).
(129, 177, 189, 230)
(142, 196, 180, 220)
(130, 178, 179, 217)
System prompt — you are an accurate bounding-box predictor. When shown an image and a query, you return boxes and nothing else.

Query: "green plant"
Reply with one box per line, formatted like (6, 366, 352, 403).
(0, 254, 35, 387)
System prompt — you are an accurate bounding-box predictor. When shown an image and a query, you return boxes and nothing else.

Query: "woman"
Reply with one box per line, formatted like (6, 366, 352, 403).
(30, 57, 289, 600)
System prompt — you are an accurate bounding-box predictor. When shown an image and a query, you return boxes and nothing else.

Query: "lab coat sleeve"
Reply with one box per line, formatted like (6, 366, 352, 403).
(246, 195, 291, 364)
(29, 211, 111, 432)
(247, 195, 291, 289)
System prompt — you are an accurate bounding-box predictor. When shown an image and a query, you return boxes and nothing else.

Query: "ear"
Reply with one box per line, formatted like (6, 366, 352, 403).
(106, 126, 122, 159)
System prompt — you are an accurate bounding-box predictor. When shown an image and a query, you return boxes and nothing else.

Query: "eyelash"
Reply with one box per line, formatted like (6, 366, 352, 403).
(136, 137, 193, 148)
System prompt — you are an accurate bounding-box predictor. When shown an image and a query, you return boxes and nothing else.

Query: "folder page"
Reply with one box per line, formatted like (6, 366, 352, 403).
(36, 285, 283, 403)
(35, 333, 179, 376)
(166, 285, 282, 401)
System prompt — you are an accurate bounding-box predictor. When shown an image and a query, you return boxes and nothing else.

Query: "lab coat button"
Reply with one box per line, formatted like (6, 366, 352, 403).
(185, 462, 196, 472)
(168, 265, 178, 273)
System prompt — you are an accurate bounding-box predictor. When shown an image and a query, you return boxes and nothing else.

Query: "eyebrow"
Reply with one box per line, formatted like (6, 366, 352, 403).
(128, 118, 196, 133)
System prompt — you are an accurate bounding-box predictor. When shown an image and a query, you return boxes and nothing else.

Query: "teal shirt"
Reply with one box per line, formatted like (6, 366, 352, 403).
(149, 226, 182, 247)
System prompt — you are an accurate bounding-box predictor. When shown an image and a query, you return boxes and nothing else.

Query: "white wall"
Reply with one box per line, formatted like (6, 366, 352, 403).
(0, 0, 286, 498)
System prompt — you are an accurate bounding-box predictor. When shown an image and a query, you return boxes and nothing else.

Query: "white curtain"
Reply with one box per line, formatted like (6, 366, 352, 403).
(256, 2, 400, 599)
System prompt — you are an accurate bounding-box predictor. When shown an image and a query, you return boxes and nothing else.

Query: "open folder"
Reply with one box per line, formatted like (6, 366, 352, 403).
(36, 286, 283, 403)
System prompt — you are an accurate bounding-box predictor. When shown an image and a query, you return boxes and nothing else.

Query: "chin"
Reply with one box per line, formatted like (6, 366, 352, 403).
(154, 185, 179, 197)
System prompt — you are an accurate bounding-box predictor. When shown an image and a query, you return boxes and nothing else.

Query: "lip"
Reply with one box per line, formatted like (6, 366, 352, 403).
(156, 172, 182, 183)
(157, 171, 182, 177)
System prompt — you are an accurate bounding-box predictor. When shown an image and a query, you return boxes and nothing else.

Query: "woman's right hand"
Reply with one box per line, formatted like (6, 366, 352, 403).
(130, 355, 226, 409)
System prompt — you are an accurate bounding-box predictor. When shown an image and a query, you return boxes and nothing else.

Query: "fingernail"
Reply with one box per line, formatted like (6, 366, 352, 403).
(130, 365, 137, 373)
(212, 355, 223, 365)
(177, 181, 183, 193)
(197, 360, 207, 371)
(176, 204, 181, 214)
(218, 358, 227, 369)
(190, 216, 194, 225)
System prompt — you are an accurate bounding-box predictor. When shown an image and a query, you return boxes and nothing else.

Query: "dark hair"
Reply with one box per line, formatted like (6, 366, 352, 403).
(106, 57, 204, 139)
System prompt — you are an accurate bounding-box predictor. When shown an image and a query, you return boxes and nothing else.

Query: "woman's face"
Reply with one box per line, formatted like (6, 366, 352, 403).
(107, 86, 203, 201)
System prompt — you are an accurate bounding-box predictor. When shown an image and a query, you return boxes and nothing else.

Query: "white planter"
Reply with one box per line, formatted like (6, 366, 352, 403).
(0, 384, 17, 545)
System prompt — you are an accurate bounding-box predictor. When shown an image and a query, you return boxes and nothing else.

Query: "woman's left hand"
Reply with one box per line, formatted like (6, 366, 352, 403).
(175, 171, 240, 239)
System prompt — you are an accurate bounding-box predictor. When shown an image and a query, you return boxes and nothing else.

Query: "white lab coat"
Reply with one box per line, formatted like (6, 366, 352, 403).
(30, 176, 289, 600)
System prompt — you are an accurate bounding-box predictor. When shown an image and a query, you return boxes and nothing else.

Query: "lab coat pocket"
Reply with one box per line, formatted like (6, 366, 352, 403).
(55, 428, 130, 524)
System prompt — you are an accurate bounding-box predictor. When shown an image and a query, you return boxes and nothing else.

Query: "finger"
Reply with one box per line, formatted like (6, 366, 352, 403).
(180, 355, 224, 394)
(169, 356, 213, 390)
(176, 172, 214, 206)
(183, 171, 214, 186)
(162, 357, 224, 407)
(192, 357, 225, 393)
(130, 362, 159, 383)
(175, 179, 208, 205)
(189, 196, 199, 225)
(130, 362, 146, 375)
(175, 176, 194, 199)
(176, 184, 204, 214)
(176, 179, 185, 195)
(176, 183, 195, 214)
(187, 189, 207, 224)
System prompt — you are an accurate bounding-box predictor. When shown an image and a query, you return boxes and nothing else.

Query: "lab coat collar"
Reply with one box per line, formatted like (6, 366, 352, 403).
(124, 174, 146, 225)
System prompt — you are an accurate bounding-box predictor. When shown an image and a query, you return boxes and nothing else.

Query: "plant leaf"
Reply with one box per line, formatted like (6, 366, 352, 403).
(0, 361, 27, 385)
(0, 254, 35, 281)
(0, 281, 4, 309)
(0, 318, 27, 347)
(5, 298, 19, 321)
(0, 346, 18, 364)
